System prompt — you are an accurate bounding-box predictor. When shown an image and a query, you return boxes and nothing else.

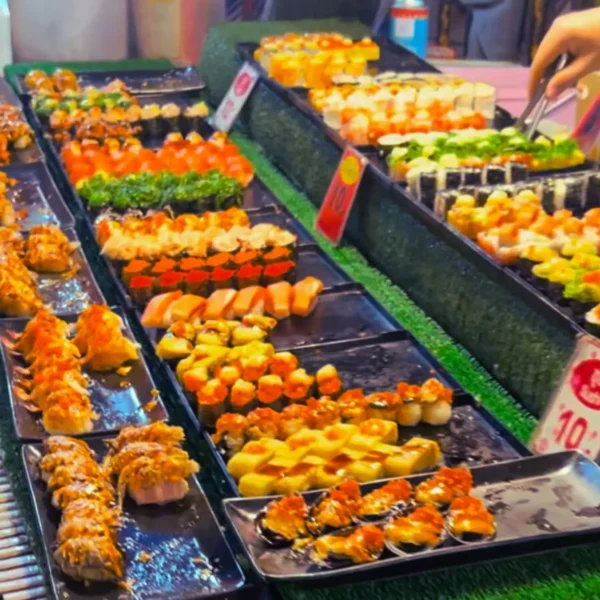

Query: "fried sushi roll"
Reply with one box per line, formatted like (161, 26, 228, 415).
(256, 494, 309, 546)
(384, 505, 445, 553)
(306, 480, 361, 536)
(54, 537, 123, 582)
(310, 524, 385, 566)
(357, 479, 413, 521)
(448, 496, 496, 542)
(415, 466, 473, 507)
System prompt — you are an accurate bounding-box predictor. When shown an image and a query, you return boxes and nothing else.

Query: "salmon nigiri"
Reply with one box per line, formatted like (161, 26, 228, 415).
(233, 286, 265, 318)
(291, 277, 324, 317)
(203, 289, 237, 321)
(141, 291, 183, 328)
(168, 295, 207, 324)
(265, 281, 293, 319)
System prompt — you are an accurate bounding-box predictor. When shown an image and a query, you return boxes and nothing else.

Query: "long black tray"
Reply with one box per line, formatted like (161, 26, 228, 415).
(15, 67, 205, 98)
(223, 451, 600, 584)
(0, 226, 105, 318)
(21, 437, 245, 600)
(203, 392, 531, 499)
(0, 307, 168, 441)
(1, 161, 74, 229)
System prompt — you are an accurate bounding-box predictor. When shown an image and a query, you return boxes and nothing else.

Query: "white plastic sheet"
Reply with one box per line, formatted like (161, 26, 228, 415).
(9, 0, 128, 62)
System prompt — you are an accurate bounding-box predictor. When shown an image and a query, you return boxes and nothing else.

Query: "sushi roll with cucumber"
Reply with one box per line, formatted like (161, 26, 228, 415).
(531, 257, 576, 302)
(484, 164, 506, 186)
(507, 162, 528, 183)
(563, 272, 600, 317)
(515, 244, 558, 282)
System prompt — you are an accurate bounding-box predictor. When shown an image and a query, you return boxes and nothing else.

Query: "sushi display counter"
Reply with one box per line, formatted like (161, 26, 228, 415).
(4, 55, 600, 600)
(196, 19, 594, 418)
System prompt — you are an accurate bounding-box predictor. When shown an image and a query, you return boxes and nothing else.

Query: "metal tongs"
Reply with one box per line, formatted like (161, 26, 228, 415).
(516, 53, 573, 140)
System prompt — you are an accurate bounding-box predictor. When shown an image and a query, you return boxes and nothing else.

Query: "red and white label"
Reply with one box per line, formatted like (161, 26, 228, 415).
(212, 62, 259, 133)
(531, 334, 600, 458)
(315, 147, 368, 246)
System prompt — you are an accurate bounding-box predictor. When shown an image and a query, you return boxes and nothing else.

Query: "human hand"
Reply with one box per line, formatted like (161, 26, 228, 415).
(529, 7, 600, 100)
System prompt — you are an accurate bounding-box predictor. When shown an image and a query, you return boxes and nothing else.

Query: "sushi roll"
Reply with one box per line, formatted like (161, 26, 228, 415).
(356, 479, 413, 522)
(396, 383, 422, 426)
(230, 379, 257, 415)
(161, 103, 182, 133)
(384, 505, 445, 555)
(444, 168, 463, 191)
(158, 271, 185, 294)
(484, 165, 506, 186)
(587, 173, 600, 209)
(447, 496, 496, 543)
(507, 162, 528, 183)
(279, 404, 311, 438)
(262, 247, 293, 265)
(262, 261, 296, 286)
(211, 267, 236, 290)
(434, 190, 460, 218)
(415, 466, 472, 507)
(462, 168, 483, 186)
(256, 495, 310, 547)
(256, 374, 284, 411)
(121, 259, 151, 287)
(269, 352, 299, 380)
(316, 364, 342, 397)
(420, 378, 453, 426)
(197, 379, 229, 427)
(473, 83, 496, 120)
(515, 244, 558, 282)
(241, 355, 271, 383)
(416, 171, 438, 207)
(212, 413, 249, 455)
(283, 369, 315, 404)
(366, 392, 400, 421)
(140, 103, 162, 138)
(128, 275, 157, 306)
(309, 525, 385, 567)
(236, 263, 263, 289)
(337, 389, 368, 425)
(182, 101, 209, 135)
(185, 270, 210, 297)
(306, 480, 361, 537)
(233, 249, 260, 268)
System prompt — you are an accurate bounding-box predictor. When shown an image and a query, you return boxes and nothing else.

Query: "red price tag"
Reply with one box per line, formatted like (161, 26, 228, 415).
(531, 334, 600, 458)
(315, 147, 367, 245)
(213, 62, 259, 133)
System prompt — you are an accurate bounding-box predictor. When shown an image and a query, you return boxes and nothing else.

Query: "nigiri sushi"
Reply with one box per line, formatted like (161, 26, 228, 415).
(203, 289, 237, 320)
(265, 281, 293, 319)
(233, 286, 265, 318)
(141, 291, 183, 328)
(168, 294, 207, 324)
(291, 277, 324, 317)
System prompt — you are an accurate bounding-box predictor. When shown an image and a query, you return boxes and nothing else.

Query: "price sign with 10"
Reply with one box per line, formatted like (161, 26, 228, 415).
(531, 334, 600, 458)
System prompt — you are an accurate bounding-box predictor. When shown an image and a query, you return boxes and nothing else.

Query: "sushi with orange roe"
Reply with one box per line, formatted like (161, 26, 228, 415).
(197, 379, 229, 427)
(269, 352, 299, 379)
(230, 379, 257, 416)
(256, 374, 284, 410)
(284, 369, 315, 404)
(316, 364, 342, 397)
(212, 413, 249, 455)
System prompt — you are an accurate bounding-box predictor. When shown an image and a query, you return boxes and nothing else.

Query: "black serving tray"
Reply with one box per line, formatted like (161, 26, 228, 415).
(21, 438, 245, 600)
(0, 307, 168, 441)
(224, 451, 600, 583)
(270, 284, 399, 349)
(16, 67, 205, 98)
(0, 227, 105, 319)
(204, 389, 531, 500)
(1, 162, 74, 229)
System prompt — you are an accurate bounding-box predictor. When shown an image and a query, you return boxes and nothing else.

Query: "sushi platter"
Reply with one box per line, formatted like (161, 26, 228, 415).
(224, 451, 600, 583)
(2, 57, 600, 600)
(22, 430, 244, 600)
(15, 66, 205, 97)
(0, 307, 168, 441)
(0, 162, 74, 229)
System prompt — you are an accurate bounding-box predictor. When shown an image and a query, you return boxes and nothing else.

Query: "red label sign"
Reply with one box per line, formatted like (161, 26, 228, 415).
(213, 62, 259, 133)
(531, 335, 600, 458)
(315, 148, 367, 245)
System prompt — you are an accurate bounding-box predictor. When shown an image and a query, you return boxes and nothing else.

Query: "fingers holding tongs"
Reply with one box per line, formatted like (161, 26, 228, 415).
(517, 53, 574, 140)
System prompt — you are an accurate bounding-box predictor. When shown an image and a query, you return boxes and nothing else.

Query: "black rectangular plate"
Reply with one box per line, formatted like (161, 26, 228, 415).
(224, 451, 600, 583)
(22, 438, 245, 600)
(270, 286, 399, 349)
(1, 162, 74, 229)
(203, 390, 531, 499)
(0, 307, 168, 441)
(0, 227, 105, 318)
(16, 67, 205, 97)
(290, 331, 459, 391)
(0, 76, 21, 106)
